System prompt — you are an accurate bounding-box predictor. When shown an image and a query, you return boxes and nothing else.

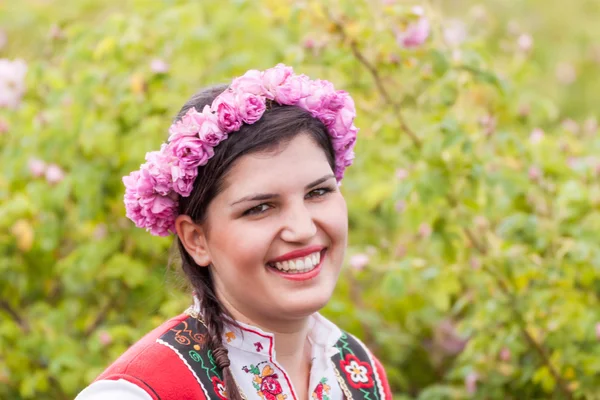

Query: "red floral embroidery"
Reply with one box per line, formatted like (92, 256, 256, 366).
(339, 353, 374, 390)
(211, 376, 228, 400)
(312, 377, 331, 400)
(243, 363, 287, 400)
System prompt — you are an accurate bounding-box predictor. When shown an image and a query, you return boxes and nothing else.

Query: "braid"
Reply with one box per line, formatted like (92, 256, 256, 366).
(178, 241, 243, 400)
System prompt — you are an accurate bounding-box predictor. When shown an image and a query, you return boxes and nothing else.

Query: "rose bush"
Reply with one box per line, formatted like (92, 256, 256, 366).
(1, 0, 599, 399)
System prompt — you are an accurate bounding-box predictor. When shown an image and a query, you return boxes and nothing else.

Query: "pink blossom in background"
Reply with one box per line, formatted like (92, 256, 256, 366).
(395, 168, 409, 181)
(45, 164, 65, 184)
(518, 104, 531, 117)
(555, 62, 577, 84)
(529, 128, 544, 144)
(150, 58, 169, 74)
(99, 331, 113, 346)
(528, 166, 542, 181)
(0, 119, 8, 134)
(561, 118, 579, 134)
(28, 158, 46, 177)
(517, 33, 533, 52)
(479, 114, 497, 136)
(470, 257, 481, 270)
(49, 24, 64, 40)
(434, 319, 468, 356)
(412, 6, 425, 16)
(443, 19, 467, 47)
(499, 347, 511, 361)
(397, 17, 430, 49)
(418, 223, 432, 239)
(0, 58, 28, 109)
(349, 253, 370, 271)
(465, 372, 478, 394)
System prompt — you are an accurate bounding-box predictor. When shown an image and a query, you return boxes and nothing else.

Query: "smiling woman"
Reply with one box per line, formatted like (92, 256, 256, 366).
(75, 65, 392, 400)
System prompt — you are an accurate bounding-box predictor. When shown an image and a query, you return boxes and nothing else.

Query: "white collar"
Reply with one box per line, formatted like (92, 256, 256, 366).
(190, 297, 342, 358)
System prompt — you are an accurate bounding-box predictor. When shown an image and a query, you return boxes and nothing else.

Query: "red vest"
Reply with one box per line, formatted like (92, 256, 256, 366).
(95, 313, 393, 399)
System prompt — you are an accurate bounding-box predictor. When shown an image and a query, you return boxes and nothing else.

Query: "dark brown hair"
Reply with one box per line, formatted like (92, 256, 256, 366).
(173, 84, 335, 399)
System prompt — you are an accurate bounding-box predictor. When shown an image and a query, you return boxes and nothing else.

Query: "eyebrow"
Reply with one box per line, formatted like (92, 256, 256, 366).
(230, 173, 336, 206)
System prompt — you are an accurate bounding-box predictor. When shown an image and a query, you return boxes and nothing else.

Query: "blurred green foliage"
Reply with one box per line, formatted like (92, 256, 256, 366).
(1, 0, 600, 399)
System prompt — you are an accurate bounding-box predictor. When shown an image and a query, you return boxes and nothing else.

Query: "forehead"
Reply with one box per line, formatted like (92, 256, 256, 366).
(220, 134, 333, 197)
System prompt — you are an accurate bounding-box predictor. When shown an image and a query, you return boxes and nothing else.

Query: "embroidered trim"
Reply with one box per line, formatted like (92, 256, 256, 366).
(332, 363, 354, 400)
(331, 331, 385, 400)
(158, 315, 249, 399)
(350, 335, 386, 400)
(339, 354, 374, 390)
(156, 338, 211, 399)
(311, 377, 332, 400)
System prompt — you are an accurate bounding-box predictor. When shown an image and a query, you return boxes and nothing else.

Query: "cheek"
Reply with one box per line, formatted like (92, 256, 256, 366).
(317, 193, 348, 242)
(210, 220, 274, 267)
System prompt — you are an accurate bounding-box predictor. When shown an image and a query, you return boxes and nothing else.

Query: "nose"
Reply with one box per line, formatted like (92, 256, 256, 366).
(280, 201, 317, 243)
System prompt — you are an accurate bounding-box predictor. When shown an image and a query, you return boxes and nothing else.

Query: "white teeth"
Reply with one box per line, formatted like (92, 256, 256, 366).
(304, 256, 313, 269)
(270, 250, 322, 273)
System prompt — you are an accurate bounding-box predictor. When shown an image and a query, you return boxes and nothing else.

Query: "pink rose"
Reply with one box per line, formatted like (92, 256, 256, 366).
(28, 158, 46, 177)
(314, 108, 337, 128)
(99, 331, 113, 346)
(168, 107, 203, 141)
(0, 58, 28, 109)
(123, 171, 178, 236)
(140, 194, 178, 236)
(330, 127, 357, 153)
(167, 135, 215, 169)
(465, 372, 478, 395)
(45, 164, 65, 184)
(335, 150, 355, 181)
(212, 92, 242, 132)
(236, 92, 266, 124)
(297, 79, 335, 112)
(170, 164, 198, 197)
(262, 64, 294, 99)
(150, 58, 169, 74)
(273, 74, 305, 105)
(350, 253, 369, 271)
(193, 105, 228, 146)
(141, 150, 173, 196)
(397, 18, 430, 49)
(328, 105, 355, 139)
(230, 69, 264, 95)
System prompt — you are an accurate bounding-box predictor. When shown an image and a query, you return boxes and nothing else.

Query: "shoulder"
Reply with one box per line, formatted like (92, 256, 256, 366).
(80, 313, 208, 400)
(336, 329, 394, 399)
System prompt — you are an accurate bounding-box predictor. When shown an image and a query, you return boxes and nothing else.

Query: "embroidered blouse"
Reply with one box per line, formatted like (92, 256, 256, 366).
(76, 307, 392, 400)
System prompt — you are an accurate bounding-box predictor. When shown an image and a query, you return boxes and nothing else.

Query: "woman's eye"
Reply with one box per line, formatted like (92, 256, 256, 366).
(306, 187, 332, 198)
(243, 203, 271, 216)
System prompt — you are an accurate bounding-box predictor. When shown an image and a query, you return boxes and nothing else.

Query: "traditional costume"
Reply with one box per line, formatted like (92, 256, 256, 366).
(76, 304, 392, 400)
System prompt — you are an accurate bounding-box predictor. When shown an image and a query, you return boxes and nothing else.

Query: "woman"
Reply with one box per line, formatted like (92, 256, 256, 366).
(76, 64, 392, 400)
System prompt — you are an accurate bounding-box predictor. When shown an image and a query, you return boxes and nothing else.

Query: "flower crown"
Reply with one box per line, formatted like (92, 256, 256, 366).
(123, 64, 358, 237)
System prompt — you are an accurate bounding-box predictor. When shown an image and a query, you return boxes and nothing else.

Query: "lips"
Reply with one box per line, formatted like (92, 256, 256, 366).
(267, 245, 326, 264)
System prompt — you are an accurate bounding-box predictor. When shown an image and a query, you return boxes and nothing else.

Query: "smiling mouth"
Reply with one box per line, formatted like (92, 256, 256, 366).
(266, 249, 325, 274)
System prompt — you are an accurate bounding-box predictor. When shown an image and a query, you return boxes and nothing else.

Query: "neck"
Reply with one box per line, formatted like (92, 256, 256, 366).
(212, 294, 313, 365)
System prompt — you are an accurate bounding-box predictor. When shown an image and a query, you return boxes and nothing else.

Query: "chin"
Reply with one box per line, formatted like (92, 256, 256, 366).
(279, 289, 333, 318)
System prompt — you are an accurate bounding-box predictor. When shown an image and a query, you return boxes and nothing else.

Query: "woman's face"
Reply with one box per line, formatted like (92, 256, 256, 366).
(202, 133, 348, 327)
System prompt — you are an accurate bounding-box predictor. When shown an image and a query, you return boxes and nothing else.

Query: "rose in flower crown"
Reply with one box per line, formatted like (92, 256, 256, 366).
(123, 64, 358, 237)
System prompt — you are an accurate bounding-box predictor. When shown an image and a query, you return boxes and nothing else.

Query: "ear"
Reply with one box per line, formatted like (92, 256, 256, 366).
(175, 214, 212, 267)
